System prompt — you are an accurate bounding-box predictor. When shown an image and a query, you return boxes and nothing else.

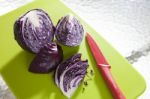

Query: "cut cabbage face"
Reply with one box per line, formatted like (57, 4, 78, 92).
(55, 53, 81, 86)
(55, 15, 84, 47)
(55, 54, 88, 98)
(14, 9, 55, 53)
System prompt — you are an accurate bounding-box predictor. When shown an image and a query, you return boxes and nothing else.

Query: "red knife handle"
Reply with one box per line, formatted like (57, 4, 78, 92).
(98, 65, 126, 99)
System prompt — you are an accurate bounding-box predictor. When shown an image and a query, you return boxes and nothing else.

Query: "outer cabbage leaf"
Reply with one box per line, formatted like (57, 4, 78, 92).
(29, 42, 63, 73)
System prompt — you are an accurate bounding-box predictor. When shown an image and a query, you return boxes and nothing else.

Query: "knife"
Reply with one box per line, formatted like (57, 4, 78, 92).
(86, 33, 126, 99)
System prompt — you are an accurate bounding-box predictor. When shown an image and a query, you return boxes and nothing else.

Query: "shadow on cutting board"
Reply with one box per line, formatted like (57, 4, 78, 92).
(0, 50, 82, 99)
(0, 51, 65, 99)
(0, 41, 113, 99)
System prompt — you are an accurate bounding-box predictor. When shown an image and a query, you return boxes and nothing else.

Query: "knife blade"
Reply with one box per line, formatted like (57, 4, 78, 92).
(86, 33, 126, 99)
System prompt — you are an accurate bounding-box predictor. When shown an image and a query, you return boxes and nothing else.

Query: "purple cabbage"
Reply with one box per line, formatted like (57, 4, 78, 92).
(55, 54, 81, 86)
(55, 15, 84, 47)
(29, 42, 63, 73)
(14, 9, 55, 53)
(55, 53, 88, 98)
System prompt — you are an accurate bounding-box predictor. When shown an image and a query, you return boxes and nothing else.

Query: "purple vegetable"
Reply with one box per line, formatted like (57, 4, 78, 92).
(29, 42, 63, 73)
(55, 53, 81, 86)
(55, 54, 88, 98)
(55, 15, 84, 47)
(14, 9, 55, 53)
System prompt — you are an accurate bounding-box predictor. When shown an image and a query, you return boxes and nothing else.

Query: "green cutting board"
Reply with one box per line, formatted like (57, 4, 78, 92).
(0, 0, 146, 99)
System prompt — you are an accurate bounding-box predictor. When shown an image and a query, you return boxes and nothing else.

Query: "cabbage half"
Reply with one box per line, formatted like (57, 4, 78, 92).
(14, 9, 55, 53)
(55, 54, 88, 98)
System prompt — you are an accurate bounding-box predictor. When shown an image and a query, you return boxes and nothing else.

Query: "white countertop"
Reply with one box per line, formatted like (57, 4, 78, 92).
(0, 0, 150, 98)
